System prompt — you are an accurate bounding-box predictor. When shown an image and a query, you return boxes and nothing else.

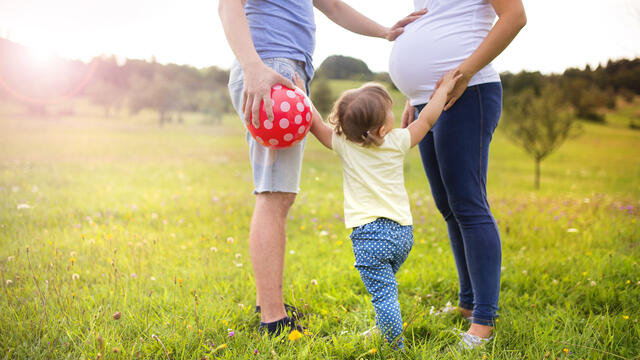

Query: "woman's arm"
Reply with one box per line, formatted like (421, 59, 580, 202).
(313, 0, 427, 41)
(218, 0, 294, 127)
(443, 0, 526, 110)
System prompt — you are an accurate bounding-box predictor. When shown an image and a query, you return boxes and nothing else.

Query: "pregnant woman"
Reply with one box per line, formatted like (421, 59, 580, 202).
(389, 0, 526, 349)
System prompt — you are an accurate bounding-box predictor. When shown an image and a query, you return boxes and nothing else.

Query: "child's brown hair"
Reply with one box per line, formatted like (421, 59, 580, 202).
(328, 82, 392, 147)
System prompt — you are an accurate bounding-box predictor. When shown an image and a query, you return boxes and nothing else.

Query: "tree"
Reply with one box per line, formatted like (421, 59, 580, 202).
(316, 55, 373, 79)
(310, 76, 334, 115)
(501, 84, 581, 189)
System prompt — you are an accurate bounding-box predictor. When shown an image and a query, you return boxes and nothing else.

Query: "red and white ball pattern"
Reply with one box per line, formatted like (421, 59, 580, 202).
(248, 84, 312, 149)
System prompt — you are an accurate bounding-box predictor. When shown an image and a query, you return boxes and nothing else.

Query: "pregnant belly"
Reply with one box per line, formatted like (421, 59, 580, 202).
(389, 19, 476, 104)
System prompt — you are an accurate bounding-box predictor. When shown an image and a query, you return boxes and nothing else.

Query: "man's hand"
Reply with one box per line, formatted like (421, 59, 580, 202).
(401, 98, 414, 128)
(242, 62, 295, 128)
(384, 9, 427, 41)
(292, 72, 306, 93)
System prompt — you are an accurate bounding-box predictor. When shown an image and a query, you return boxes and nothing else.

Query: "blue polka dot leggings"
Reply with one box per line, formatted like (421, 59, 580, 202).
(350, 218, 413, 348)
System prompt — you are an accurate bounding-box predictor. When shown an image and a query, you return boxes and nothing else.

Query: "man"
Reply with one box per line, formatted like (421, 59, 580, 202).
(219, 0, 425, 336)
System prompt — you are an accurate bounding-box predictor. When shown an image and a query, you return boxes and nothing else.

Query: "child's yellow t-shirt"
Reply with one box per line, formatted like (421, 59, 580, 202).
(332, 128, 413, 228)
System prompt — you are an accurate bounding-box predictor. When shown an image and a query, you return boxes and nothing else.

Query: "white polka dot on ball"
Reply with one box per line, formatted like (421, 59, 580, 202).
(273, 85, 282, 90)
(256, 136, 264, 144)
(263, 120, 273, 129)
(296, 102, 304, 112)
(294, 115, 302, 124)
(280, 101, 290, 112)
(279, 118, 289, 129)
(283, 133, 293, 141)
(295, 88, 305, 95)
(304, 97, 310, 106)
(298, 125, 305, 134)
(306, 113, 311, 122)
(269, 139, 279, 146)
(286, 90, 296, 98)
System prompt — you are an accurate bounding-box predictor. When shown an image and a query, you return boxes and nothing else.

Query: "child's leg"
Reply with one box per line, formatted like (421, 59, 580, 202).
(352, 237, 404, 348)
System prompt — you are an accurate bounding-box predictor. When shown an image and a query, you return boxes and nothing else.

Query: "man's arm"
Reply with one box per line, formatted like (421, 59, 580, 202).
(218, 0, 294, 127)
(313, 0, 427, 41)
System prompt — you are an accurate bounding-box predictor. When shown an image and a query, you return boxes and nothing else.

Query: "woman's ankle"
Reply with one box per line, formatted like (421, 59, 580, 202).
(467, 323, 492, 338)
(459, 307, 472, 319)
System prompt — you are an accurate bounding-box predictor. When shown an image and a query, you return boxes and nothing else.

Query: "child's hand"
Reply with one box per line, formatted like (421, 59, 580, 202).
(438, 70, 463, 95)
(293, 72, 306, 92)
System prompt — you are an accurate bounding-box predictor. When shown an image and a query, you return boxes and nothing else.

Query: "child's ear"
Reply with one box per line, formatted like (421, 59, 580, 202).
(377, 124, 388, 137)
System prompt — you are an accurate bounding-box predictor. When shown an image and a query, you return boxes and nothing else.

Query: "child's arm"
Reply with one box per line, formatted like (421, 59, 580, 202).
(407, 70, 462, 147)
(293, 73, 333, 150)
(310, 108, 333, 150)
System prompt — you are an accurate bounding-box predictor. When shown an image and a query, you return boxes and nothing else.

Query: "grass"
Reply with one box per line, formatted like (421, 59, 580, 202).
(0, 92, 639, 359)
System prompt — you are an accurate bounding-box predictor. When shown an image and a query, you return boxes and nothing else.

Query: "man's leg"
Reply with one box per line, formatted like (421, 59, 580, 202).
(250, 192, 296, 323)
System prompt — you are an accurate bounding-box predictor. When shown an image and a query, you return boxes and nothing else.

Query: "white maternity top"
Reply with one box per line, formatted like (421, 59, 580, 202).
(389, 0, 501, 106)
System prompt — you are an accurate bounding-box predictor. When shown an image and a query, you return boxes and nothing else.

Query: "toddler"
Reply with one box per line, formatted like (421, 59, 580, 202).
(295, 70, 460, 348)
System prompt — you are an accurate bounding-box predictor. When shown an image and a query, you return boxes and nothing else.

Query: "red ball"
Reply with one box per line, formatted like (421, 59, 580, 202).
(248, 84, 312, 149)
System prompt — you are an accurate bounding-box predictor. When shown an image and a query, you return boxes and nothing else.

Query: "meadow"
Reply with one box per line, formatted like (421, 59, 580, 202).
(0, 86, 639, 359)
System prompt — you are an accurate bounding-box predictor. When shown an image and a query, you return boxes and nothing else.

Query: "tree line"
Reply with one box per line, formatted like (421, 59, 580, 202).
(0, 38, 232, 125)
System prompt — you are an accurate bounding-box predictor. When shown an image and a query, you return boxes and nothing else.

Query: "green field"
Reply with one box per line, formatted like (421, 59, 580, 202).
(1, 87, 639, 359)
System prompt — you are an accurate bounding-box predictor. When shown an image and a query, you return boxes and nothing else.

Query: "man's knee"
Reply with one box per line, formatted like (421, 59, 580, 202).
(256, 192, 296, 215)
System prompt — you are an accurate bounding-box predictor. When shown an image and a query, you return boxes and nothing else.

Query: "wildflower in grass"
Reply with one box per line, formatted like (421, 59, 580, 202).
(112, 312, 121, 320)
(70, 257, 76, 265)
(213, 344, 227, 352)
(288, 329, 303, 341)
(289, 250, 295, 255)
(582, 272, 587, 276)
(563, 348, 569, 354)
(7, 256, 14, 262)
(310, 279, 318, 286)
(623, 315, 629, 320)
(235, 253, 242, 259)
(235, 263, 243, 267)
(300, 225, 305, 230)
(254, 349, 258, 356)
(228, 329, 235, 337)
(151, 213, 158, 220)
(72, 273, 79, 280)
(567, 228, 579, 233)
(150, 276, 156, 281)
(130, 273, 137, 279)
(590, 281, 596, 286)
(226, 237, 234, 244)
(210, 247, 218, 253)
(552, 279, 558, 284)
(6, 280, 12, 286)
(17, 203, 30, 209)
(626, 280, 631, 284)
(522, 270, 527, 275)
(336, 241, 343, 246)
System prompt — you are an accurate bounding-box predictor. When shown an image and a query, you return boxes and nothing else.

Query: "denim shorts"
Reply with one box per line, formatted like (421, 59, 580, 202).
(228, 57, 310, 194)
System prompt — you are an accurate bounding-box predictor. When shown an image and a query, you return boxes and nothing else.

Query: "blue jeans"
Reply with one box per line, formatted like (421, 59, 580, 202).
(414, 82, 502, 326)
(351, 218, 414, 348)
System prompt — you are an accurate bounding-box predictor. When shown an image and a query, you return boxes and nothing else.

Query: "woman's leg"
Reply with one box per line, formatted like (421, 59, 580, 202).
(419, 82, 503, 328)
(416, 115, 474, 314)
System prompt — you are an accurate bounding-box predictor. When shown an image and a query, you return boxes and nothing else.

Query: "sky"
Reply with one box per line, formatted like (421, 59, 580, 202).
(0, 0, 639, 75)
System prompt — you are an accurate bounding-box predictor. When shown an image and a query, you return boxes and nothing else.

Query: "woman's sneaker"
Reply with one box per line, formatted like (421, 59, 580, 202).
(457, 331, 493, 350)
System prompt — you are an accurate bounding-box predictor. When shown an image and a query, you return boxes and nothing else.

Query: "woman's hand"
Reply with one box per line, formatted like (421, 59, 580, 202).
(401, 98, 415, 128)
(384, 9, 427, 41)
(431, 69, 472, 111)
(242, 62, 295, 128)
